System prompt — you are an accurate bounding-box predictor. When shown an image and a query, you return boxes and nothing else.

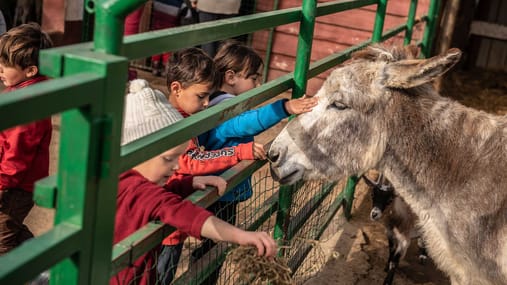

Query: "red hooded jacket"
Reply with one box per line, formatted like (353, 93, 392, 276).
(111, 170, 213, 285)
(0, 77, 52, 192)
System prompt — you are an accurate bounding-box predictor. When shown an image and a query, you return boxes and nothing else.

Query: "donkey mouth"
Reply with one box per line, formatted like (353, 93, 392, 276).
(270, 167, 303, 185)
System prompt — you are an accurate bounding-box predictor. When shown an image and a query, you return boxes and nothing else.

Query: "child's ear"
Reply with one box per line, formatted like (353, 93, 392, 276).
(170, 81, 183, 97)
(25, 65, 39, 78)
(224, 70, 237, 86)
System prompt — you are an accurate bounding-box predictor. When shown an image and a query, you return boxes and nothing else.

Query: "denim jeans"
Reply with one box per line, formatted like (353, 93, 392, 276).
(157, 243, 184, 285)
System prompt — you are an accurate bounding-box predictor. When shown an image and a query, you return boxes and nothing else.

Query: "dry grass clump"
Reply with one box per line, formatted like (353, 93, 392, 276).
(228, 246, 293, 285)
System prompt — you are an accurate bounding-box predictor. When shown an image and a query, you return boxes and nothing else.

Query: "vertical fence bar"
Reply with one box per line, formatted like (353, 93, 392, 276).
(372, 0, 388, 42)
(50, 107, 98, 285)
(274, 0, 317, 248)
(89, 0, 139, 283)
(262, 0, 281, 83)
(404, 0, 418, 45)
(342, 176, 359, 220)
(421, 0, 441, 57)
(88, 58, 127, 285)
(82, 1, 93, 42)
(291, 0, 317, 99)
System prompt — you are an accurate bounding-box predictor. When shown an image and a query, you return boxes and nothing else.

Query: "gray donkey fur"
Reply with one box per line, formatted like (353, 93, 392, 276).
(268, 44, 507, 285)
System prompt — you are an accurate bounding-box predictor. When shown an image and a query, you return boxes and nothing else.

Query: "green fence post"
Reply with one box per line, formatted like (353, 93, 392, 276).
(372, 0, 387, 42)
(49, 106, 99, 285)
(404, 0, 419, 45)
(292, 0, 316, 99)
(262, 0, 281, 84)
(421, 0, 441, 57)
(343, 176, 359, 220)
(274, 0, 317, 250)
(86, 0, 142, 283)
(46, 52, 127, 285)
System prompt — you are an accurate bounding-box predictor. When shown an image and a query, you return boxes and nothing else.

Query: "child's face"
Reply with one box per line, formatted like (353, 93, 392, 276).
(229, 69, 262, 95)
(135, 142, 188, 185)
(171, 82, 212, 115)
(0, 63, 35, 87)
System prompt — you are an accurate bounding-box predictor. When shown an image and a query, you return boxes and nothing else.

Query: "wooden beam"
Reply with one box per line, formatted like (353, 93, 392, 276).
(470, 21, 507, 41)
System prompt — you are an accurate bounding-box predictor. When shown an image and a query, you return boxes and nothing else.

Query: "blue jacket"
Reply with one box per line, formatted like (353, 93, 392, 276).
(198, 92, 289, 201)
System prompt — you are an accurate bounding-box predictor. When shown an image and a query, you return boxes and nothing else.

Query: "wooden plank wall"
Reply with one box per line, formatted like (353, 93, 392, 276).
(471, 0, 507, 72)
(252, 0, 430, 95)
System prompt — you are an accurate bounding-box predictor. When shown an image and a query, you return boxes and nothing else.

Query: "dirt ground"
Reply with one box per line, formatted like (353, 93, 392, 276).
(24, 66, 506, 284)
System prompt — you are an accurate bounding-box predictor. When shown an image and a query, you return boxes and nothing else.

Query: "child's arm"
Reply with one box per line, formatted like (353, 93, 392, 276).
(202, 99, 288, 146)
(164, 174, 194, 197)
(0, 121, 50, 190)
(176, 140, 263, 176)
(201, 97, 317, 148)
(200, 216, 277, 257)
(156, 177, 276, 257)
(152, 193, 213, 239)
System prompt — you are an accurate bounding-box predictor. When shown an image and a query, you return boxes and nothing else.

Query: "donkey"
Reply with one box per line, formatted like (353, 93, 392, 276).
(363, 173, 427, 285)
(267, 44, 507, 285)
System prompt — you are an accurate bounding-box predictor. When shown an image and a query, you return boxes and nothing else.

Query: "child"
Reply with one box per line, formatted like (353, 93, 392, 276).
(0, 23, 53, 255)
(181, 40, 318, 284)
(111, 79, 277, 285)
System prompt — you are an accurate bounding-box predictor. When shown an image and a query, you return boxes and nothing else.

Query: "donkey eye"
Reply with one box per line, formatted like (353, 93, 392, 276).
(332, 101, 348, 110)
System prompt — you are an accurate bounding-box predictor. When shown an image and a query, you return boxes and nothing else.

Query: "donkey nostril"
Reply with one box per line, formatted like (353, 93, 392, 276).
(267, 149, 280, 163)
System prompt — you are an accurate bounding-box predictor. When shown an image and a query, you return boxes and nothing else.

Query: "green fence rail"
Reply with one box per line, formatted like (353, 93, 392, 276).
(0, 0, 441, 284)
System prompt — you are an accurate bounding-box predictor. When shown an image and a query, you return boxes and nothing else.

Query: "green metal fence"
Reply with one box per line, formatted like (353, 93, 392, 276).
(0, 0, 440, 284)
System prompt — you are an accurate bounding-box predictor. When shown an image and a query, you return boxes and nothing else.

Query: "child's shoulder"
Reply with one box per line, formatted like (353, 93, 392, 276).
(209, 92, 235, 107)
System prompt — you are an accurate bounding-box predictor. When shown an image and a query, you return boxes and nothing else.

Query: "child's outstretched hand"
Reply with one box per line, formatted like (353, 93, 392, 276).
(252, 142, 267, 160)
(193, 175, 228, 196)
(235, 230, 277, 257)
(284, 95, 318, 115)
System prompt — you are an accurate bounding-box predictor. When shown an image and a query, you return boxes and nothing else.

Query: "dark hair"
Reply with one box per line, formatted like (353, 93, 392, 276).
(0, 23, 53, 69)
(166, 47, 220, 91)
(214, 40, 263, 87)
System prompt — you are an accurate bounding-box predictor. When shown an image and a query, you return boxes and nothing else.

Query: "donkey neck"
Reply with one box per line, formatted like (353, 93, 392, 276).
(380, 93, 507, 201)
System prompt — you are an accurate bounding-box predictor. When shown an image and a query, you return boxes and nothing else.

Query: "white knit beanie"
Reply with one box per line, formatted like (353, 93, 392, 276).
(122, 79, 183, 145)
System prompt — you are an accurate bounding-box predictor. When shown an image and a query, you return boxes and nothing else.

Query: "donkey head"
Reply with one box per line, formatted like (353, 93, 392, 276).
(268, 45, 461, 184)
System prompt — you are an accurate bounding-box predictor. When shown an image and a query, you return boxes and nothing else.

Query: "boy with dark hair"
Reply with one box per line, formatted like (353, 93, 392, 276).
(0, 22, 53, 255)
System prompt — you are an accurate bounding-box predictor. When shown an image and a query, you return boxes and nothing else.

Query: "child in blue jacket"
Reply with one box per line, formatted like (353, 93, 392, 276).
(184, 40, 317, 284)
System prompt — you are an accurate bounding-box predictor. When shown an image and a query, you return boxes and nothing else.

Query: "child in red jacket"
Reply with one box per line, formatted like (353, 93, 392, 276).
(111, 79, 276, 285)
(0, 23, 53, 255)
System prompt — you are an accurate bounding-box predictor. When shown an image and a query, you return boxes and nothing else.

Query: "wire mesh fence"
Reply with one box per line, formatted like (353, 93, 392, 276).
(111, 166, 347, 285)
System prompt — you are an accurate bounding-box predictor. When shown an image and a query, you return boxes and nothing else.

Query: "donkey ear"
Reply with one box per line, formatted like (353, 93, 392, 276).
(382, 48, 462, 89)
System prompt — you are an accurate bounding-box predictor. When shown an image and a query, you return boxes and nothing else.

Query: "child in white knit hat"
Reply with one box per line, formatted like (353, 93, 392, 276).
(111, 79, 277, 285)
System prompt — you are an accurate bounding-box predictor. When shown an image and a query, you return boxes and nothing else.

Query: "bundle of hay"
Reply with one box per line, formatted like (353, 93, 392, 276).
(228, 246, 293, 285)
